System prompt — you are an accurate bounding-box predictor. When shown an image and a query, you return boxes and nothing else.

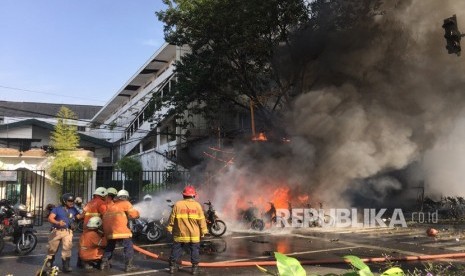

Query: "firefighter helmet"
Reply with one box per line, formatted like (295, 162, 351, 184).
(117, 189, 130, 199)
(87, 216, 103, 229)
(143, 194, 152, 201)
(61, 193, 75, 205)
(182, 186, 197, 197)
(93, 187, 108, 197)
(107, 187, 118, 196)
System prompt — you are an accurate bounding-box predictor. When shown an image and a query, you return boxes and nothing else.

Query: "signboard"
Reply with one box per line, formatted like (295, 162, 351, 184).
(0, 171, 18, 182)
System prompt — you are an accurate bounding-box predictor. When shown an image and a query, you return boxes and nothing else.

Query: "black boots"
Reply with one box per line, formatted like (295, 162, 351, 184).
(45, 256, 55, 269)
(124, 257, 138, 272)
(169, 261, 178, 274)
(99, 258, 110, 270)
(192, 264, 200, 275)
(62, 258, 73, 273)
(168, 263, 199, 275)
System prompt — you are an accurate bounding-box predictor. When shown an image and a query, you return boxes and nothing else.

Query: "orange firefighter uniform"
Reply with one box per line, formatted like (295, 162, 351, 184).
(167, 198, 208, 243)
(98, 196, 114, 215)
(79, 230, 107, 261)
(83, 196, 105, 231)
(102, 200, 139, 239)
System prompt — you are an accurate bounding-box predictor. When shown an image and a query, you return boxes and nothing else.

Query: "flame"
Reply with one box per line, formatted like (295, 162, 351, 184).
(297, 194, 309, 203)
(252, 132, 268, 141)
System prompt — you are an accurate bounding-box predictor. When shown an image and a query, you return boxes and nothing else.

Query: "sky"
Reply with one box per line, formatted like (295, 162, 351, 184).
(0, 1, 167, 106)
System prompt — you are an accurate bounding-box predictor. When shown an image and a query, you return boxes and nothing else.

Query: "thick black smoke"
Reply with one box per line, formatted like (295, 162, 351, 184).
(201, 0, 465, 209)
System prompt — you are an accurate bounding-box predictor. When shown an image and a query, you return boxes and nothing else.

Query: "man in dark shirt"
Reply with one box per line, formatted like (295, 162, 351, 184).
(46, 193, 82, 273)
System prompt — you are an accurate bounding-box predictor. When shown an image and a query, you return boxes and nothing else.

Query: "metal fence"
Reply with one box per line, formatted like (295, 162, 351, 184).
(63, 169, 190, 202)
(0, 170, 45, 226)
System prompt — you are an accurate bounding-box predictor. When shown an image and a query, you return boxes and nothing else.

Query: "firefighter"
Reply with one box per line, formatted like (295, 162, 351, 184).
(101, 189, 140, 272)
(46, 193, 83, 273)
(167, 186, 208, 275)
(76, 187, 107, 268)
(99, 187, 118, 215)
(143, 194, 152, 202)
(83, 187, 107, 231)
(78, 216, 107, 270)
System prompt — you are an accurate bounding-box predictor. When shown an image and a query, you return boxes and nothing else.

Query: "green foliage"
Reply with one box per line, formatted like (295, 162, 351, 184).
(49, 152, 92, 184)
(256, 253, 405, 276)
(156, 0, 312, 129)
(275, 252, 307, 276)
(115, 156, 142, 180)
(50, 106, 80, 151)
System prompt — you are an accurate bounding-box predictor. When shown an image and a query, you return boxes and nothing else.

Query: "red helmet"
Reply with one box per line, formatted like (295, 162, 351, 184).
(182, 186, 197, 197)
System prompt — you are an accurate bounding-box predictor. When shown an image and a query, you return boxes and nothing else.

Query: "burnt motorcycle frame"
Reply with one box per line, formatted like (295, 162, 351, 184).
(203, 201, 227, 237)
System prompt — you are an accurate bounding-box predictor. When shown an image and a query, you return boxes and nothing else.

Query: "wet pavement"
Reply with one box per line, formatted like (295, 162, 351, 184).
(2, 223, 465, 275)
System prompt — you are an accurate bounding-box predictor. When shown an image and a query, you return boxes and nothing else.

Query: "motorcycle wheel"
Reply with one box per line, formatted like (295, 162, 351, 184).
(146, 227, 163, 242)
(251, 219, 265, 231)
(15, 232, 37, 256)
(209, 220, 227, 237)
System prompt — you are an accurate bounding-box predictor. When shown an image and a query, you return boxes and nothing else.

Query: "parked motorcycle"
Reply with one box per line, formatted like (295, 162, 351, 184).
(0, 200, 38, 255)
(203, 201, 227, 237)
(129, 217, 164, 242)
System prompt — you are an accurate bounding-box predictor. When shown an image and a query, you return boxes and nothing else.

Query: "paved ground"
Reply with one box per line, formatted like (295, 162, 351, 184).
(1, 223, 465, 275)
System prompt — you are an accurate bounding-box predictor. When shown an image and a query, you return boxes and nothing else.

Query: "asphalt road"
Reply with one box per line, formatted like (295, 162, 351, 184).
(1, 223, 465, 275)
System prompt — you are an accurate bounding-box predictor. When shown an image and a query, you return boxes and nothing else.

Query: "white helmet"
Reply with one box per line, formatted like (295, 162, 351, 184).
(143, 194, 152, 201)
(117, 189, 129, 198)
(93, 187, 108, 197)
(107, 187, 118, 196)
(87, 216, 102, 229)
(75, 197, 83, 204)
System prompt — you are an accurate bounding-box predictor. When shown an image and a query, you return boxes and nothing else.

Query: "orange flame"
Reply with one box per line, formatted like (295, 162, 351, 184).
(252, 132, 268, 141)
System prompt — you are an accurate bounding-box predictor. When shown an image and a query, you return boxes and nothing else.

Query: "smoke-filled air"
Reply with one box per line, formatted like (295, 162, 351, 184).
(193, 0, 465, 219)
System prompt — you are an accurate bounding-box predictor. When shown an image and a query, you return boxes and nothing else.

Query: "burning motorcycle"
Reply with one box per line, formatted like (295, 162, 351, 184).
(203, 201, 227, 237)
(0, 200, 38, 255)
(240, 202, 264, 231)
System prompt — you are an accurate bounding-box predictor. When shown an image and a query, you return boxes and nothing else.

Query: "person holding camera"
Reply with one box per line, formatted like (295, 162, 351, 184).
(46, 193, 82, 273)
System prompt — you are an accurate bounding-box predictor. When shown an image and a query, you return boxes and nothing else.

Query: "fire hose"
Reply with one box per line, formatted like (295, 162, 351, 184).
(132, 244, 465, 267)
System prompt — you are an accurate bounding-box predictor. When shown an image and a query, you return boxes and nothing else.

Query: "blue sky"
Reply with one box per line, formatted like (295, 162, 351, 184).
(0, 1, 166, 106)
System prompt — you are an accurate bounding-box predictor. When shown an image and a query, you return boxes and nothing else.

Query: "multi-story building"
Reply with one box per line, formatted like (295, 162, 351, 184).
(88, 43, 206, 171)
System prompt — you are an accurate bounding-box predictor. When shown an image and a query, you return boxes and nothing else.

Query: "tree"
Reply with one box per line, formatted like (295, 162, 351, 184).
(156, 0, 312, 136)
(115, 156, 142, 180)
(50, 106, 80, 151)
(49, 152, 93, 184)
(48, 106, 92, 184)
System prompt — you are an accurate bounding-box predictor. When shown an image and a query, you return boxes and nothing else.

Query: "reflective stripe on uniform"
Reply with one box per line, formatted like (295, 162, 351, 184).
(84, 212, 100, 217)
(174, 236, 200, 242)
(175, 214, 205, 219)
(108, 233, 132, 239)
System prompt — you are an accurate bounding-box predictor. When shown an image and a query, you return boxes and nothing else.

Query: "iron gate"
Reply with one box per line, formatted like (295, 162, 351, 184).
(0, 170, 46, 226)
(63, 170, 190, 202)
